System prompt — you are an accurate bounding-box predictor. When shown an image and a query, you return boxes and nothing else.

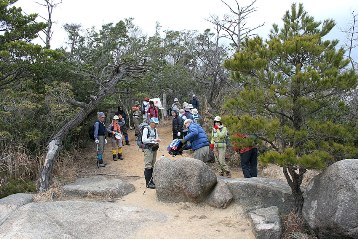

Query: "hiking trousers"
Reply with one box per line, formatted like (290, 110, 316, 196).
(214, 145, 229, 172)
(240, 148, 258, 178)
(144, 148, 157, 169)
(193, 146, 210, 163)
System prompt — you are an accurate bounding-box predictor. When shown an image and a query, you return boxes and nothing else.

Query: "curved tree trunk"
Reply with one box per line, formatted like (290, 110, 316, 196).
(39, 68, 129, 191)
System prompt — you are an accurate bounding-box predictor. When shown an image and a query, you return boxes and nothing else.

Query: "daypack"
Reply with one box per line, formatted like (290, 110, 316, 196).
(167, 139, 184, 156)
(88, 123, 95, 140)
(136, 123, 156, 149)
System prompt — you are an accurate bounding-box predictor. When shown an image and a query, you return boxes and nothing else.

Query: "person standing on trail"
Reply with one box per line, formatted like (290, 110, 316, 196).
(191, 108, 202, 125)
(142, 118, 161, 189)
(131, 101, 141, 137)
(116, 106, 130, 145)
(190, 94, 199, 111)
(210, 116, 231, 178)
(107, 115, 124, 161)
(233, 133, 258, 178)
(171, 98, 181, 115)
(172, 110, 183, 140)
(181, 119, 210, 162)
(147, 100, 159, 123)
(94, 112, 109, 167)
(142, 97, 150, 123)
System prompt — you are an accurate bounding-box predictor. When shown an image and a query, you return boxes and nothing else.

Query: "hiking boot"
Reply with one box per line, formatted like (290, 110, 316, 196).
(226, 171, 232, 178)
(147, 182, 156, 189)
(118, 154, 123, 160)
(113, 154, 117, 161)
(97, 160, 106, 167)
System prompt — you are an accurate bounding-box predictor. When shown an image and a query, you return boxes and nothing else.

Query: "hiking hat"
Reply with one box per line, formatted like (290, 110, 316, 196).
(174, 98, 178, 102)
(214, 116, 221, 122)
(113, 115, 119, 120)
(183, 102, 188, 108)
(192, 94, 196, 97)
(188, 104, 194, 109)
(184, 119, 192, 125)
(98, 112, 105, 118)
(135, 101, 140, 105)
(191, 108, 198, 114)
(150, 118, 159, 124)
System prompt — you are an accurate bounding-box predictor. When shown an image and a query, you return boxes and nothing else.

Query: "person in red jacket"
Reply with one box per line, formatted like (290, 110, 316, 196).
(232, 133, 258, 178)
(147, 100, 159, 122)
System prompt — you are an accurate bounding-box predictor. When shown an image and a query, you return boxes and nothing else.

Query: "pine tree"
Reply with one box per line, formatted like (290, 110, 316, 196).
(224, 3, 358, 214)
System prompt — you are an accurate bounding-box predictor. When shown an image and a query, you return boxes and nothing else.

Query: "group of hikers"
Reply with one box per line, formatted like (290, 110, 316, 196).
(92, 95, 258, 189)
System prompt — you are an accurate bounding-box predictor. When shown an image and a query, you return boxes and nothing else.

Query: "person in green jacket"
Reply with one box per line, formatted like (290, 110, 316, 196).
(210, 116, 231, 177)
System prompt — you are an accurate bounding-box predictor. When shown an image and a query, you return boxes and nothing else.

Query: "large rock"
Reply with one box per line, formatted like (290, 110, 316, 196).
(225, 177, 295, 214)
(154, 157, 217, 203)
(249, 206, 282, 239)
(63, 176, 135, 198)
(302, 159, 358, 239)
(0, 193, 33, 225)
(0, 200, 167, 239)
(206, 179, 233, 208)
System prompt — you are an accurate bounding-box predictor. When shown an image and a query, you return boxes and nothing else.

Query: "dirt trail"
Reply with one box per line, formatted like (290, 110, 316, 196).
(82, 121, 255, 239)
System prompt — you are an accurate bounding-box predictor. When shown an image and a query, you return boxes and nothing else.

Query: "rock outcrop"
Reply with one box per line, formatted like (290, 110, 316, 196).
(249, 206, 282, 239)
(303, 159, 358, 239)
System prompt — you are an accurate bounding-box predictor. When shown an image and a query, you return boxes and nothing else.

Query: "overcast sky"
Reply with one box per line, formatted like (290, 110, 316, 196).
(15, 0, 358, 56)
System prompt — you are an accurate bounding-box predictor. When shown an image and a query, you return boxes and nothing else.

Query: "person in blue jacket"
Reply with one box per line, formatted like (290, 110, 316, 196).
(181, 119, 210, 162)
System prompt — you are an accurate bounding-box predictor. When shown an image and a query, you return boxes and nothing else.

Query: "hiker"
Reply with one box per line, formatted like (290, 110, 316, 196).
(94, 112, 109, 167)
(191, 108, 202, 125)
(210, 116, 231, 177)
(181, 119, 210, 162)
(142, 97, 150, 123)
(116, 106, 130, 145)
(147, 100, 159, 123)
(142, 117, 161, 189)
(131, 101, 141, 137)
(171, 98, 181, 114)
(184, 104, 194, 120)
(190, 94, 199, 111)
(107, 115, 124, 161)
(178, 109, 188, 137)
(172, 110, 183, 140)
(233, 133, 258, 178)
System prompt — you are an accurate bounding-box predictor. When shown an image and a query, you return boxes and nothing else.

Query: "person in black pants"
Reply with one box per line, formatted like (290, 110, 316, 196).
(116, 106, 130, 145)
(172, 110, 183, 140)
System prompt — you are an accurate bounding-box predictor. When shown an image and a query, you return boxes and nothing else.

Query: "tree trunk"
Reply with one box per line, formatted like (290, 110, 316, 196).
(162, 92, 167, 119)
(39, 68, 129, 191)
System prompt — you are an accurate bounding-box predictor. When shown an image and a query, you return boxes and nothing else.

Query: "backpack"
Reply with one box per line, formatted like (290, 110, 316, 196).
(136, 123, 157, 149)
(88, 123, 95, 140)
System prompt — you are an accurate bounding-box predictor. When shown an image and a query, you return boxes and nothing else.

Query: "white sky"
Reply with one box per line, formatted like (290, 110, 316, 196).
(14, 0, 358, 54)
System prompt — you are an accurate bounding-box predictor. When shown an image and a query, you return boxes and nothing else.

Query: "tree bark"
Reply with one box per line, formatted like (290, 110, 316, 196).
(39, 67, 129, 191)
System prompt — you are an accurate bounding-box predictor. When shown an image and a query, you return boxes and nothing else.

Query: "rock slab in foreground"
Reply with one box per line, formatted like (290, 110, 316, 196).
(63, 176, 135, 198)
(0, 193, 33, 225)
(249, 206, 282, 239)
(154, 157, 217, 203)
(303, 159, 358, 239)
(0, 200, 167, 239)
(225, 177, 295, 214)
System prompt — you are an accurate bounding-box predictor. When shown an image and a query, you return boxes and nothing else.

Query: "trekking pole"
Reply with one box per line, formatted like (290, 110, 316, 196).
(96, 143, 99, 168)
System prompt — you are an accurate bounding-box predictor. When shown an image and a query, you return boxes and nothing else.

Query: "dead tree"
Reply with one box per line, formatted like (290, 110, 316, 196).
(38, 64, 145, 191)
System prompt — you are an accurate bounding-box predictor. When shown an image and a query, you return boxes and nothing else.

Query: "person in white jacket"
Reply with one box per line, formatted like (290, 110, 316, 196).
(142, 117, 161, 189)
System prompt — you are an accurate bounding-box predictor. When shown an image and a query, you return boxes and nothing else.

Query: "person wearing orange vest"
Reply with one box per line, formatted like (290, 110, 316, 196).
(107, 115, 124, 160)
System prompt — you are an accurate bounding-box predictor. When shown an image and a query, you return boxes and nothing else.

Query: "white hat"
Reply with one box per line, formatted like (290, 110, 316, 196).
(174, 98, 178, 102)
(113, 115, 119, 120)
(183, 102, 188, 108)
(184, 119, 192, 125)
(191, 108, 198, 114)
(214, 116, 221, 122)
(188, 104, 193, 109)
(150, 118, 159, 124)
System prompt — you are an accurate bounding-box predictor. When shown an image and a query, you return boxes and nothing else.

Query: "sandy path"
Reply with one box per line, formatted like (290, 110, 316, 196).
(86, 121, 255, 239)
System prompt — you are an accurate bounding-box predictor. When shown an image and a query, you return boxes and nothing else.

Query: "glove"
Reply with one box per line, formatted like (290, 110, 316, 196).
(180, 139, 186, 144)
(209, 144, 214, 150)
(105, 139, 108, 144)
(95, 139, 99, 144)
(214, 125, 219, 129)
(177, 132, 181, 136)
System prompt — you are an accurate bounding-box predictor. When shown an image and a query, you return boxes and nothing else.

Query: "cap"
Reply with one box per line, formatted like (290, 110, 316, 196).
(188, 104, 193, 109)
(192, 94, 196, 97)
(191, 108, 198, 114)
(97, 112, 105, 118)
(182, 102, 188, 108)
(134, 101, 140, 105)
(214, 116, 221, 122)
(184, 119, 192, 125)
(113, 115, 119, 120)
(149, 118, 159, 124)
(174, 98, 178, 102)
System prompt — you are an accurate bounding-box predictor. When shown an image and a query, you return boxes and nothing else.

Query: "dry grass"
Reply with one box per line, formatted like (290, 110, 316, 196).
(281, 212, 317, 239)
(33, 181, 63, 202)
